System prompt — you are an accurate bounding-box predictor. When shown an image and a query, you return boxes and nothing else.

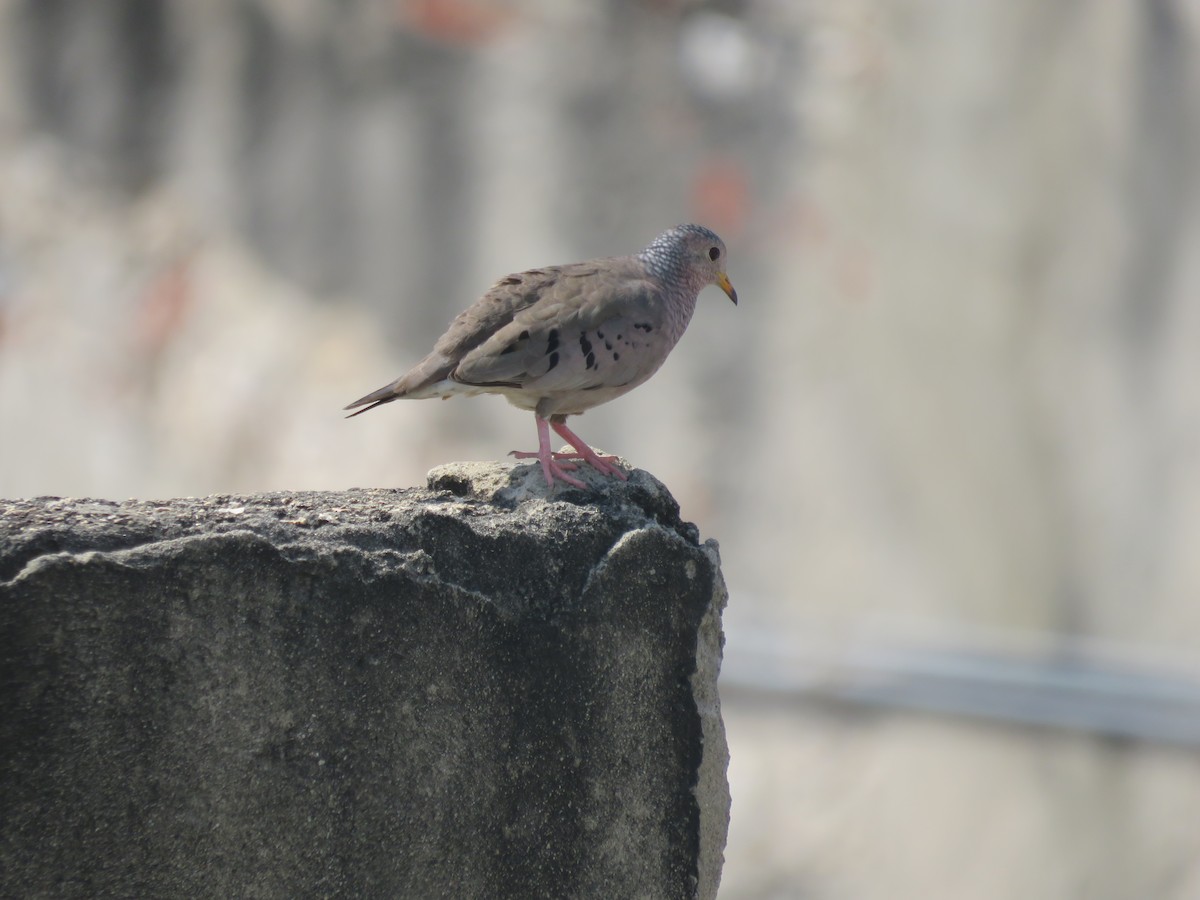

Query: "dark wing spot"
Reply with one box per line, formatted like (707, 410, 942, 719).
(585, 352, 596, 369)
(501, 329, 531, 355)
(612, 352, 620, 361)
(604, 341, 613, 351)
(597, 330, 605, 339)
(547, 351, 560, 371)
(633, 323, 653, 333)
(579, 333, 593, 355)
(547, 329, 559, 353)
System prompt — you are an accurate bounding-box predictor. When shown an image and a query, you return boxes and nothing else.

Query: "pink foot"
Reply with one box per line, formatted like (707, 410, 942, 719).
(509, 417, 587, 489)
(551, 420, 628, 481)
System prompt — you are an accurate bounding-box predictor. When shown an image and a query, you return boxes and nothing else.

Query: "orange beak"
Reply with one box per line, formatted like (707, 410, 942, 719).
(717, 272, 738, 305)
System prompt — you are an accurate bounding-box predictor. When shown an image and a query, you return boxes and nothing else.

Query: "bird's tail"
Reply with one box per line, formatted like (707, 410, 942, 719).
(344, 352, 458, 418)
(343, 388, 399, 418)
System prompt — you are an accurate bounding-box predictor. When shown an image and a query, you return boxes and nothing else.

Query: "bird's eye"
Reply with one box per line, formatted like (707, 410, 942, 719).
(709, 247, 720, 261)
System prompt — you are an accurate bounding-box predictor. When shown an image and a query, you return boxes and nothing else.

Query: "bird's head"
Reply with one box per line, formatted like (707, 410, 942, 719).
(641, 223, 738, 305)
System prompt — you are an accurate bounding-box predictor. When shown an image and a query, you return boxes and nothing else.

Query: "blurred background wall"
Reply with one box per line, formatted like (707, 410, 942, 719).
(2, 1, 1200, 897)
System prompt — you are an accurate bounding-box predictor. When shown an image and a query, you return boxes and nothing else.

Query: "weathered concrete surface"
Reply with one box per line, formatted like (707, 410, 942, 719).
(0, 462, 730, 899)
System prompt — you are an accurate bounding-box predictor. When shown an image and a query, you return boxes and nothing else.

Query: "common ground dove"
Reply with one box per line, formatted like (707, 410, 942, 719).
(345, 224, 738, 489)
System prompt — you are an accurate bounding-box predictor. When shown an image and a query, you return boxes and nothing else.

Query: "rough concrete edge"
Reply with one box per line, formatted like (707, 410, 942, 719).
(7, 529, 513, 616)
(579, 524, 732, 898)
(694, 538, 731, 900)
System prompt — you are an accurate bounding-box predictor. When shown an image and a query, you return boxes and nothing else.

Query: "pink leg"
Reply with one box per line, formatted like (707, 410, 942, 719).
(509, 416, 587, 489)
(550, 419, 628, 481)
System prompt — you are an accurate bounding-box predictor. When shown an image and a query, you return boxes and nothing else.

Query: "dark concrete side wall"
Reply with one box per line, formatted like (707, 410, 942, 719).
(0, 465, 730, 899)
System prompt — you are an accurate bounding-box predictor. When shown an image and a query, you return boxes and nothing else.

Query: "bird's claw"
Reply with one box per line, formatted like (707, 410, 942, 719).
(548, 450, 627, 480)
(509, 448, 626, 482)
(546, 459, 587, 490)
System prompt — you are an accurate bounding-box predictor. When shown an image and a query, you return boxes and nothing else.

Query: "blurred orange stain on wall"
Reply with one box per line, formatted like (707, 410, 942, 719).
(398, 0, 516, 46)
(690, 157, 749, 240)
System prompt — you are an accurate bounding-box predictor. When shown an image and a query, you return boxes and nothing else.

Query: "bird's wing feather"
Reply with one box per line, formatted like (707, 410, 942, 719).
(430, 265, 567, 361)
(452, 260, 665, 393)
(345, 264, 570, 409)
